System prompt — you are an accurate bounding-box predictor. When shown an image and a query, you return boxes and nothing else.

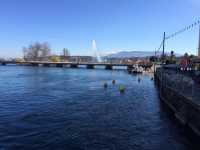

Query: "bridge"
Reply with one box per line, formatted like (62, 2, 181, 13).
(0, 61, 153, 70)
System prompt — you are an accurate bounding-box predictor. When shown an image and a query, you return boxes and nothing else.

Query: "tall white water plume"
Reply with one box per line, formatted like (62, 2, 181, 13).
(92, 40, 102, 62)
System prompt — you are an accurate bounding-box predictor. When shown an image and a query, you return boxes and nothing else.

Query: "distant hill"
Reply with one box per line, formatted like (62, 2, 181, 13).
(107, 51, 181, 58)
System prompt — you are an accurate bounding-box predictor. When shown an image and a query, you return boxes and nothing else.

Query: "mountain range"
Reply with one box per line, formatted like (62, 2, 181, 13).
(106, 51, 181, 58)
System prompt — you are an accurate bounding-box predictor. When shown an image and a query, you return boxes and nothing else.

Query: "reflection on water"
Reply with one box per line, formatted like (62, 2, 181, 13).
(0, 66, 199, 150)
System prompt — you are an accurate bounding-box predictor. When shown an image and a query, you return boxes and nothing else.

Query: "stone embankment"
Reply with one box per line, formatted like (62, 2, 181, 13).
(155, 66, 200, 136)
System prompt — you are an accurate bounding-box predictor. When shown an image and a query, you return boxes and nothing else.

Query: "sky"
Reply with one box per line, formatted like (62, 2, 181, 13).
(0, 0, 200, 58)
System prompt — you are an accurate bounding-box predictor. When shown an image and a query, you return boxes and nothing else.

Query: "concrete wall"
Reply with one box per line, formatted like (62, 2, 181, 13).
(155, 68, 200, 136)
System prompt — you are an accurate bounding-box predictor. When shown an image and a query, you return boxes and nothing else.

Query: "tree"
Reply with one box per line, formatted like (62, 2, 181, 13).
(169, 50, 176, 64)
(23, 42, 51, 61)
(170, 51, 174, 58)
(189, 54, 196, 60)
(161, 54, 167, 63)
(149, 56, 158, 62)
(49, 55, 60, 62)
(184, 53, 189, 59)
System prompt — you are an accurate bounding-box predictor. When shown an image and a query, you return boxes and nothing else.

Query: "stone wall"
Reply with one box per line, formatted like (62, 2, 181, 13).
(155, 67, 200, 136)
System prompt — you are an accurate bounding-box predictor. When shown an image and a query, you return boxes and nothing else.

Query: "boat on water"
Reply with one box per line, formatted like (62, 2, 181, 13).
(131, 65, 143, 74)
(132, 69, 143, 74)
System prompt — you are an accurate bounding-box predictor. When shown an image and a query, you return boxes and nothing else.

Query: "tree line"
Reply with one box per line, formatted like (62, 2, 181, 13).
(23, 42, 70, 62)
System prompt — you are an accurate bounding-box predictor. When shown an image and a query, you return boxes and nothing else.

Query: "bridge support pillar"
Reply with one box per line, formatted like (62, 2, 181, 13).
(70, 64, 78, 68)
(87, 64, 94, 69)
(127, 65, 133, 70)
(56, 64, 63, 68)
(31, 63, 39, 67)
(127, 65, 133, 73)
(43, 64, 50, 67)
(105, 65, 113, 70)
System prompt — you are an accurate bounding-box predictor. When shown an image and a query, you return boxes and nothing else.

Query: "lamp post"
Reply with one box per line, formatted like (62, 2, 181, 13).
(162, 32, 166, 65)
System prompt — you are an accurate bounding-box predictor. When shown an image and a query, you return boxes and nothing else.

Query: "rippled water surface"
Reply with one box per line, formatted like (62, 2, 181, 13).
(0, 66, 198, 150)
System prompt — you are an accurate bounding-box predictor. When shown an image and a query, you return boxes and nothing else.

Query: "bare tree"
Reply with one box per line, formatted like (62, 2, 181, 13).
(23, 42, 51, 61)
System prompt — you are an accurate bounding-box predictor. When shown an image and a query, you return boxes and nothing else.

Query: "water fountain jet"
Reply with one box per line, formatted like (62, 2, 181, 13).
(92, 40, 102, 62)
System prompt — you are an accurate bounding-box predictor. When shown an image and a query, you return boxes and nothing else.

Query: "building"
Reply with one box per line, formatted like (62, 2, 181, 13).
(57, 56, 93, 63)
(68, 56, 93, 63)
(63, 48, 70, 57)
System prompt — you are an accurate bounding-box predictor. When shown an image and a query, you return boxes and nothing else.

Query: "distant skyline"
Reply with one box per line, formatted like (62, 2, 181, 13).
(0, 0, 200, 58)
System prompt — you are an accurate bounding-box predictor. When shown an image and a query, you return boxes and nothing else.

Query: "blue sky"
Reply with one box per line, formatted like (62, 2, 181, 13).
(0, 0, 200, 58)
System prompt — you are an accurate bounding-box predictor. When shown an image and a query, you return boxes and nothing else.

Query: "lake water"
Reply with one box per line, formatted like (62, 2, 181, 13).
(0, 66, 199, 150)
